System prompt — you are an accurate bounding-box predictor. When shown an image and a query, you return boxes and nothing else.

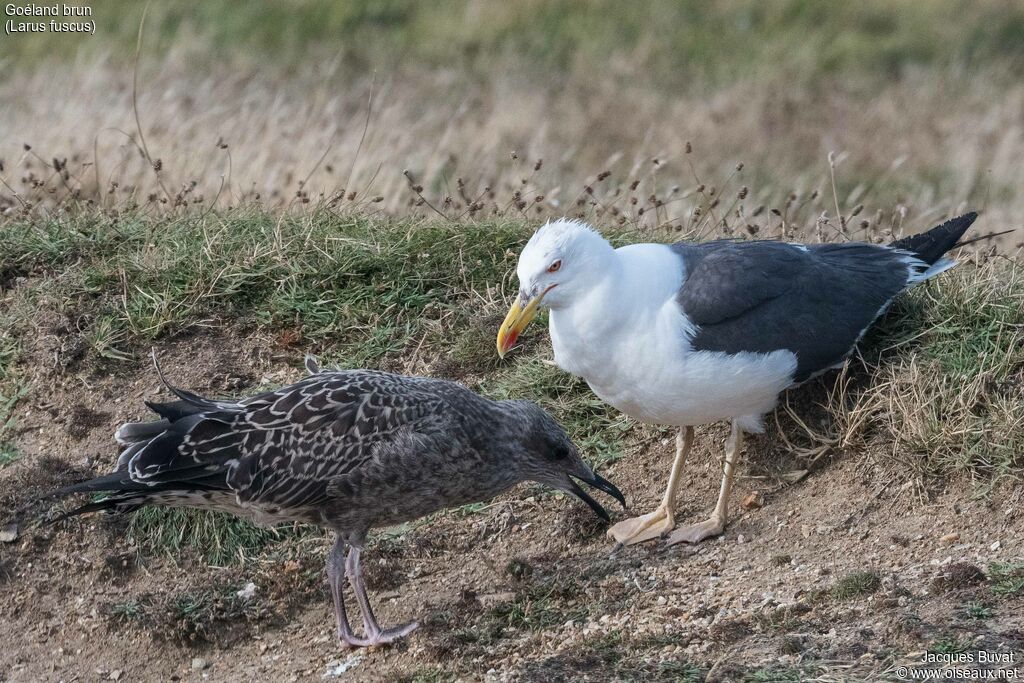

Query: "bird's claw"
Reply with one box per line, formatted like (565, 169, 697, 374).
(339, 620, 419, 649)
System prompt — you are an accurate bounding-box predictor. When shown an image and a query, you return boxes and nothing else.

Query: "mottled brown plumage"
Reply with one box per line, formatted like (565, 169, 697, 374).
(45, 353, 624, 648)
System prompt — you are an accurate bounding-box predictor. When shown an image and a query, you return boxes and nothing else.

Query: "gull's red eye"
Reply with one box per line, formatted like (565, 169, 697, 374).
(547, 259, 562, 273)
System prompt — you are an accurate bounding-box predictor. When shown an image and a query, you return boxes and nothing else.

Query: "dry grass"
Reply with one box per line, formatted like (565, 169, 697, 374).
(2, 3, 1024, 244)
(826, 256, 1024, 487)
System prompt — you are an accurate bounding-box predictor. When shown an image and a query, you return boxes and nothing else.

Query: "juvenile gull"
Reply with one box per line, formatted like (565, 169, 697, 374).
(45, 354, 624, 648)
(496, 213, 978, 547)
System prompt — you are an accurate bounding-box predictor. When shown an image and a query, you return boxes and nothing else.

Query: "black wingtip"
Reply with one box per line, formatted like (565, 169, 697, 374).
(890, 211, 979, 264)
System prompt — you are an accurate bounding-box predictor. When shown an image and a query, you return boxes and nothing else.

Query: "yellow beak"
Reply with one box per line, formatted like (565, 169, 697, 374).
(496, 291, 546, 358)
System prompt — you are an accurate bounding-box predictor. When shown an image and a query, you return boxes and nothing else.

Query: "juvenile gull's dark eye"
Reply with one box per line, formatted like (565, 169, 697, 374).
(548, 259, 562, 273)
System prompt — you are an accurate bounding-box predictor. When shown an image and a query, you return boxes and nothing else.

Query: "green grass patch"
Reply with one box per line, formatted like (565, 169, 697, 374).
(962, 601, 993, 620)
(2, 209, 1022, 565)
(0, 212, 531, 368)
(126, 507, 312, 566)
(487, 573, 588, 633)
(829, 570, 882, 600)
(0, 318, 26, 467)
(928, 636, 973, 655)
(988, 562, 1024, 596)
(398, 668, 458, 683)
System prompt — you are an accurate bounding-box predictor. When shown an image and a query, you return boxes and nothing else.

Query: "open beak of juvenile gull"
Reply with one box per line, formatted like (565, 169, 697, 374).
(565, 467, 626, 522)
(496, 285, 555, 357)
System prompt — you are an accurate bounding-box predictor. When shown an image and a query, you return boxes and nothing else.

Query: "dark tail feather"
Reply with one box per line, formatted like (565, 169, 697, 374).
(47, 494, 149, 523)
(40, 470, 227, 524)
(150, 349, 241, 413)
(48, 471, 151, 499)
(890, 212, 977, 264)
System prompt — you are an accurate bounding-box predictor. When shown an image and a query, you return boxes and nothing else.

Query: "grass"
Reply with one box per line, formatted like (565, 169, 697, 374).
(8, 1, 1024, 81)
(988, 562, 1024, 596)
(829, 258, 1024, 483)
(105, 580, 265, 646)
(962, 601, 993, 620)
(928, 636, 973, 655)
(0, 322, 26, 468)
(513, 629, 704, 683)
(0, 209, 1021, 563)
(829, 571, 882, 600)
(126, 507, 313, 566)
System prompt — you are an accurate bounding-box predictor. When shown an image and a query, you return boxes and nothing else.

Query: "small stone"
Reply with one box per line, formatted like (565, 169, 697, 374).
(656, 596, 667, 606)
(939, 532, 959, 545)
(741, 492, 763, 510)
(191, 658, 207, 671)
(236, 582, 257, 601)
(0, 523, 18, 543)
(109, 671, 123, 681)
(990, 540, 1001, 551)
(736, 534, 746, 544)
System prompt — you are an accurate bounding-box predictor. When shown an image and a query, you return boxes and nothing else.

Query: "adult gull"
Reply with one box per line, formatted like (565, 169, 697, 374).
(496, 213, 978, 547)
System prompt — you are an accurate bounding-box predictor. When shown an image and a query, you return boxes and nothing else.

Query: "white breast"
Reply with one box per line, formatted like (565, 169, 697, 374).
(549, 244, 796, 432)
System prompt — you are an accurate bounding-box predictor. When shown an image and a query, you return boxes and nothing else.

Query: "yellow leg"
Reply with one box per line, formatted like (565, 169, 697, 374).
(607, 426, 693, 546)
(665, 421, 742, 545)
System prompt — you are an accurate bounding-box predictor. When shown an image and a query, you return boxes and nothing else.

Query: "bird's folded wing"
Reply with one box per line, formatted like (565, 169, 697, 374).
(123, 372, 445, 512)
(675, 241, 807, 326)
(674, 240, 918, 382)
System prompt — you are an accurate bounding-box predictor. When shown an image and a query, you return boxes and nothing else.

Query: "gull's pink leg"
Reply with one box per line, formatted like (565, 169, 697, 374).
(344, 545, 419, 645)
(326, 536, 375, 648)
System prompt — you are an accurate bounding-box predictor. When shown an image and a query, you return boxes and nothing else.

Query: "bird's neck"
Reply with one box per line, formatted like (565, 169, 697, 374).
(548, 249, 627, 379)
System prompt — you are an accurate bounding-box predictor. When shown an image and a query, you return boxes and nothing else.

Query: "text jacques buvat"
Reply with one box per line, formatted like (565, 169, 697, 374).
(5, 4, 95, 34)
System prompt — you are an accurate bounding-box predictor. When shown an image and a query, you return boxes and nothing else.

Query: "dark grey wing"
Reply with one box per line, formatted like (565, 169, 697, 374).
(119, 371, 446, 516)
(674, 240, 919, 382)
(672, 240, 805, 325)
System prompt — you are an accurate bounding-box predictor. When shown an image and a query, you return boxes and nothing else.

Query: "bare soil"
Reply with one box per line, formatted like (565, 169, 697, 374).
(1, 328, 1022, 682)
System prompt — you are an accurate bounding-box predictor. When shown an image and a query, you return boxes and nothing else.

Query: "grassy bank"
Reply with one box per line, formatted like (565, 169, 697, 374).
(2, 211, 1021, 487)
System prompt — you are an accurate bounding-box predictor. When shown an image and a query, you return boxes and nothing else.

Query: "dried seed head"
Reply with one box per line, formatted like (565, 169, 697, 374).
(534, 159, 543, 171)
(597, 171, 611, 181)
(735, 162, 744, 172)
(629, 180, 640, 191)
(738, 186, 749, 199)
(685, 142, 692, 154)
(510, 151, 518, 160)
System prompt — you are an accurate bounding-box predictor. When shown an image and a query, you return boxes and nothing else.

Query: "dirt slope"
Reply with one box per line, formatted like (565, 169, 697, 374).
(1, 331, 1022, 683)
